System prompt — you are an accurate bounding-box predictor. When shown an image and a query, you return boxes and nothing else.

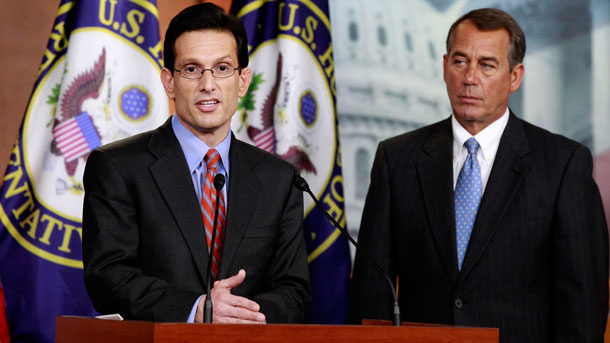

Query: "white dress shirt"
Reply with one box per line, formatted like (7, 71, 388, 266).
(452, 108, 509, 194)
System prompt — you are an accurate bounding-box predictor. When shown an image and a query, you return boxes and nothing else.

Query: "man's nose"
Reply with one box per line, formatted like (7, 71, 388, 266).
(199, 70, 216, 91)
(463, 63, 478, 85)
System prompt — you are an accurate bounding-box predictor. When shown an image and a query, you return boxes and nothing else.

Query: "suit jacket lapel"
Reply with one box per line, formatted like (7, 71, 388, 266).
(416, 118, 459, 283)
(458, 113, 532, 283)
(218, 135, 261, 279)
(147, 118, 209, 285)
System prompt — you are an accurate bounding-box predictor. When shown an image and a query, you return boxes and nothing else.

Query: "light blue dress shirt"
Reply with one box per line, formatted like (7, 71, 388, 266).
(171, 115, 231, 322)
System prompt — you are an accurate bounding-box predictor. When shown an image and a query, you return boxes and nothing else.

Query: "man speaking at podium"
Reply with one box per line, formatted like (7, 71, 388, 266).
(82, 3, 310, 324)
(349, 8, 608, 342)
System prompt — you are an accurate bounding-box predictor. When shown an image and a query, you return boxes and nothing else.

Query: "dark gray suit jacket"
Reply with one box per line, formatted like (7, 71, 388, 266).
(82, 118, 311, 322)
(349, 113, 608, 342)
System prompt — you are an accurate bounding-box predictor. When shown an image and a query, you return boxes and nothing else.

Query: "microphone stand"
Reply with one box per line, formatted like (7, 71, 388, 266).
(293, 175, 401, 326)
(204, 174, 225, 323)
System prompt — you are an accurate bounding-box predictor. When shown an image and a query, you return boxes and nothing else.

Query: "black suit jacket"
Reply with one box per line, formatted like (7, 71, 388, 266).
(82, 118, 311, 322)
(349, 113, 608, 342)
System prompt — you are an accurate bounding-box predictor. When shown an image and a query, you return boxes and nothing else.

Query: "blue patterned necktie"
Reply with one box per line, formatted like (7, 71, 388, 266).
(455, 138, 482, 270)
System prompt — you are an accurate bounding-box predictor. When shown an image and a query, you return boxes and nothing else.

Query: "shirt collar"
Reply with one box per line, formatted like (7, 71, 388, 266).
(451, 107, 509, 161)
(171, 115, 231, 174)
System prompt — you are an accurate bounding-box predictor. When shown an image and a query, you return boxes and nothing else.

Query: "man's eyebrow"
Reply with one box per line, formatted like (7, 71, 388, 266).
(176, 55, 235, 66)
(480, 56, 499, 64)
(217, 54, 234, 61)
(451, 51, 468, 59)
(176, 58, 200, 66)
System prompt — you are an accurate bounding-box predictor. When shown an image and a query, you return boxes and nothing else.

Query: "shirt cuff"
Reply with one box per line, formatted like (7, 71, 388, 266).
(187, 295, 204, 323)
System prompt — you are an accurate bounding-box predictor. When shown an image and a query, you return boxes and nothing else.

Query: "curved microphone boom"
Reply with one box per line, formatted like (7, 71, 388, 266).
(292, 174, 401, 326)
(204, 173, 226, 323)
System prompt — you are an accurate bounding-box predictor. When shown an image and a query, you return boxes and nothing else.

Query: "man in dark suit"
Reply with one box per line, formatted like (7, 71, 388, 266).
(349, 8, 608, 342)
(82, 3, 310, 324)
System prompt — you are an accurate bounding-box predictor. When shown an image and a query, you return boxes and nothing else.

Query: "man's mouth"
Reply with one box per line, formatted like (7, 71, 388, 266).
(458, 95, 481, 103)
(196, 99, 220, 112)
(198, 100, 218, 106)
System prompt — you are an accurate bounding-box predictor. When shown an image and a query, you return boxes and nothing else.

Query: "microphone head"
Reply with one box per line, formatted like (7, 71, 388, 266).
(213, 174, 225, 191)
(292, 174, 309, 192)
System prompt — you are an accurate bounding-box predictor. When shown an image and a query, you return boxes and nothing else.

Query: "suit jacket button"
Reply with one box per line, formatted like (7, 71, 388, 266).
(454, 298, 463, 309)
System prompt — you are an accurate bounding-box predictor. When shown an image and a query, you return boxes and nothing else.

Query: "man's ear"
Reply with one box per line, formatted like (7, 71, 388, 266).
(442, 54, 449, 84)
(237, 67, 252, 98)
(509, 62, 524, 93)
(160, 68, 176, 100)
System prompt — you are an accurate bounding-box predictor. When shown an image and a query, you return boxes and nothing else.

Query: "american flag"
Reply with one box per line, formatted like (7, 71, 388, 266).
(252, 127, 275, 152)
(52, 112, 101, 162)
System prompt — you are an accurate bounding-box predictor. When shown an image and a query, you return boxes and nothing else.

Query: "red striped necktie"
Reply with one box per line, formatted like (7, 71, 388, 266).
(200, 149, 226, 282)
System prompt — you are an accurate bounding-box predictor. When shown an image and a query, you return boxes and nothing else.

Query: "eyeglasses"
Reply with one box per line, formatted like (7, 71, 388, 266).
(174, 65, 240, 79)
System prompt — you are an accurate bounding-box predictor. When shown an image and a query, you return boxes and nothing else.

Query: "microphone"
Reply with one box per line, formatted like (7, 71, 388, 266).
(292, 174, 401, 326)
(204, 173, 226, 323)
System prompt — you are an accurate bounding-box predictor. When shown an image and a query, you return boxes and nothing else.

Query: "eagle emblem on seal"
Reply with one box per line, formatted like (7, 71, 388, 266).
(49, 48, 105, 194)
(238, 53, 317, 174)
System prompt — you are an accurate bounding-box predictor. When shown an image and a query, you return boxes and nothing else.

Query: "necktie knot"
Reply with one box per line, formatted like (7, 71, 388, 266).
(465, 138, 479, 157)
(205, 149, 221, 170)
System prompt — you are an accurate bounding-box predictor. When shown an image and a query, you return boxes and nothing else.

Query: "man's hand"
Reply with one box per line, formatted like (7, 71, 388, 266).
(195, 269, 266, 324)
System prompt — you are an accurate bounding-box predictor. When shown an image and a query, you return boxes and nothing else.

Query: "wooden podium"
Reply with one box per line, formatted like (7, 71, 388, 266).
(56, 316, 498, 342)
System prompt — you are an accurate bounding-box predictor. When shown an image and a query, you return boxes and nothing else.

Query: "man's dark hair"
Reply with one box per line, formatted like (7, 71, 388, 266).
(163, 3, 249, 71)
(445, 8, 526, 71)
